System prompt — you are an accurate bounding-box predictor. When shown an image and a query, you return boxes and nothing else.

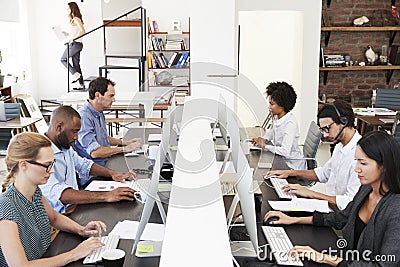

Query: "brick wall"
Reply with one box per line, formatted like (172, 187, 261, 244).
(319, 0, 400, 103)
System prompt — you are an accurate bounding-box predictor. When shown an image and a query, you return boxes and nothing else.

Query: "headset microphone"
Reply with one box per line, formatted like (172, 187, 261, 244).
(333, 124, 345, 143)
(331, 102, 348, 143)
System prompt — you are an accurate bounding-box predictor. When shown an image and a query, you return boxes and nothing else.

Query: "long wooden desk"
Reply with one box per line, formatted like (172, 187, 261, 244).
(45, 127, 338, 267)
(0, 117, 42, 133)
(355, 114, 395, 135)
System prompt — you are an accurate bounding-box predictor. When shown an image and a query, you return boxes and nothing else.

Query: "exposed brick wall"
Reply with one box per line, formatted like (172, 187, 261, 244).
(319, 0, 400, 103)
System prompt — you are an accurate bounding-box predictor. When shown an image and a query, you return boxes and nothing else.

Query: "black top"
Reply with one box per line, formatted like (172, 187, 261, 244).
(353, 215, 366, 250)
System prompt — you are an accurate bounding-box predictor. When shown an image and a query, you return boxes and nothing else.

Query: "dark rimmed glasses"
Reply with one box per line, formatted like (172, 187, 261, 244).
(319, 122, 335, 133)
(26, 159, 56, 173)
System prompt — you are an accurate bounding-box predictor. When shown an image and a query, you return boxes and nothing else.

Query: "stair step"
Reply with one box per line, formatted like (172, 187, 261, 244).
(84, 76, 97, 82)
(99, 65, 140, 70)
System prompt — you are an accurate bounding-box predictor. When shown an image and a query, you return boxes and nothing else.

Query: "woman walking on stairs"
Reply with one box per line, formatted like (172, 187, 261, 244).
(61, 2, 85, 90)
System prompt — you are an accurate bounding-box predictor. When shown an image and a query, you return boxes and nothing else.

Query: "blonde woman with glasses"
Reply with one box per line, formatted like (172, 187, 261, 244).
(0, 132, 105, 267)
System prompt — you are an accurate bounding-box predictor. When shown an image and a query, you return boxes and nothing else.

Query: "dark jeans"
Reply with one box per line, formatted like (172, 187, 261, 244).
(61, 41, 84, 85)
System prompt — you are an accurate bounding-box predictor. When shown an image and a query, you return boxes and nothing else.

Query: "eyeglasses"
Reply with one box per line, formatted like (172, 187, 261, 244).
(26, 159, 56, 173)
(319, 122, 335, 133)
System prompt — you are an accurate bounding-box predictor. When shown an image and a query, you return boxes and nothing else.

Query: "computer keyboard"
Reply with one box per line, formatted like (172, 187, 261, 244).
(268, 177, 297, 199)
(262, 226, 303, 266)
(83, 235, 120, 264)
(130, 178, 151, 192)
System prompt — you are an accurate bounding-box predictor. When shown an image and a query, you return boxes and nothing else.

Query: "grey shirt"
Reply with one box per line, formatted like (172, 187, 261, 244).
(0, 184, 51, 266)
(313, 185, 400, 266)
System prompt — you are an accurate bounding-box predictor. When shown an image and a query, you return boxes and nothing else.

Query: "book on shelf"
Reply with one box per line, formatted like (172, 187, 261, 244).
(148, 51, 153, 69)
(176, 52, 189, 68)
(159, 53, 169, 67)
(148, 70, 156, 86)
(148, 18, 154, 33)
(152, 20, 159, 32)
(167, 52, 179, 68)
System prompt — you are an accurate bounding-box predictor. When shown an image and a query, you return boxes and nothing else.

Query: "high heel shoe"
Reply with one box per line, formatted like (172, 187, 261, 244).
(72, 73, 81, 83)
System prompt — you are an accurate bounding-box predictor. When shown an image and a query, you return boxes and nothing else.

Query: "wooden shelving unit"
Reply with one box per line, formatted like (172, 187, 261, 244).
(320, 66, 400, 85)
(321, 26, 400, 46)
(147, 18, 191, 96)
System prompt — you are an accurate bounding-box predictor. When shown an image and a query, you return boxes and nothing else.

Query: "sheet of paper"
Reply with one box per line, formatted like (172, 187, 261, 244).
(109, 220, 165, 241)
(379, 118, 395, 124)
(52, 25, 67, 43)
(268, 198, 331, 213)
(148, 134, 162, 142)
(84, 180, 133, 192)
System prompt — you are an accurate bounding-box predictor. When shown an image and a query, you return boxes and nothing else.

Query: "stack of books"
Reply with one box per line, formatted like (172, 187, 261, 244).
(324, 55, 345, 67)
(172, 76, 189, 87)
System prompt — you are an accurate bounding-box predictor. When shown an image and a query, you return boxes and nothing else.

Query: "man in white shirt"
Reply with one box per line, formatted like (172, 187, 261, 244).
(267, 100, 361, 210)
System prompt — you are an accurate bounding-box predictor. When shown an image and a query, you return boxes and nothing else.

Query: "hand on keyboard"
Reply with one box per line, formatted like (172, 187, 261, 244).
(281, 184, 314, 199)
(75, 237, 104, 262)
(263, 211, 295, 225)
(82, 221, 107, 237)
(83, 235, 120, 264)
(267, 170, 292, 179)
(105, 187, 136, 202)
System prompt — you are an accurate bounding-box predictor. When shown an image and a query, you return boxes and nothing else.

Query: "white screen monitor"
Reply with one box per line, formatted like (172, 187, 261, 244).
(131, 140, 166, 255)
(227, 110, 263, 259)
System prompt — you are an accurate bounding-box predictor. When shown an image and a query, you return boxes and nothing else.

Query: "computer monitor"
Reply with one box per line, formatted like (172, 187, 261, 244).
(131, 140, 167, 255)
(226, 110, 264, 260)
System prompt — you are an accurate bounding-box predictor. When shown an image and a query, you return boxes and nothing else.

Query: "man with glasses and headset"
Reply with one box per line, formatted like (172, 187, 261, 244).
(267, 100, 361, 210)
(39, 106, 137, 216)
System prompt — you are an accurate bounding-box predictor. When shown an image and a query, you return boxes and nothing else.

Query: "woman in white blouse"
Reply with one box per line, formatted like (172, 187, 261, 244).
(252, 81, 306, 170)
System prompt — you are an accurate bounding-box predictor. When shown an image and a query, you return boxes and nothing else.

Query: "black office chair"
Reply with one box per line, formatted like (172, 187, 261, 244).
(391, 111, 400, 145)
(286, 121, 322, 187)
(375, 88, 400, 110)
(302, 121, 323, 170)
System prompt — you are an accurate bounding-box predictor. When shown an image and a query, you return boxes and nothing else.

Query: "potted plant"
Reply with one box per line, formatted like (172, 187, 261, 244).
(0, 49, 4, 87)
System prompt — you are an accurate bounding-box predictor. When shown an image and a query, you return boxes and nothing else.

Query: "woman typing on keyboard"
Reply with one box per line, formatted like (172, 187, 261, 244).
(264, 131, 400, 266)
(0, 133, 106, 267)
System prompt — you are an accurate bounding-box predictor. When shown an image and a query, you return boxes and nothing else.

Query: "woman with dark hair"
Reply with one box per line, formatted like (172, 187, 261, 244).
(60, 2, 85, 89)
(264, 131, 400, 266)
(252, 81, 306, 170)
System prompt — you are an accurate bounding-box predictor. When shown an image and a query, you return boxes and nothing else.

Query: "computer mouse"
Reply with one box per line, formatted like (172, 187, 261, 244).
(263, 216, 279, 225)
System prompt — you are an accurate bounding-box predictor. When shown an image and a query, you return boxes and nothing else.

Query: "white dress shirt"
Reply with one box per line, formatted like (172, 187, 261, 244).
(263, 112, 307, 170)
(314, 131, 362, 210)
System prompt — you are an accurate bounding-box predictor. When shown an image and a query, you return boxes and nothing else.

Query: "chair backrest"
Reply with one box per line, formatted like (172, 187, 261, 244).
(375, 88, 400, 110)
(303, 121, 322, 170)
(5, 103, 21, 118)
(392, 111, 400, 145)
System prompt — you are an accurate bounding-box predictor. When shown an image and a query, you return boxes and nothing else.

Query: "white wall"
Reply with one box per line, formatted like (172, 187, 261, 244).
(236, 0, 322, 141)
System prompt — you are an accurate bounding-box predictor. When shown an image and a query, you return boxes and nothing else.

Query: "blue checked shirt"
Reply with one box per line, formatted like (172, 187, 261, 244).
(39, 142, 93, 213)
(75, 101, 110, 167)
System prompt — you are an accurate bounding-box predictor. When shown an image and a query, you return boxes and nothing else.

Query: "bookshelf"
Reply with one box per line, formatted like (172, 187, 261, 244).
(147, 18, 191, 97)
(0, 86, 12, 103)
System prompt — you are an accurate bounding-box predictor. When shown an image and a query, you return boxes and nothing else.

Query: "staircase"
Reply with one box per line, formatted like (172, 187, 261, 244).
(66, 7, 147, 93)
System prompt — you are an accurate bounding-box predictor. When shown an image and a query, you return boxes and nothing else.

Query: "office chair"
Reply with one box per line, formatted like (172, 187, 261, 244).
(302, 121, 323, 170)
(0, 103, 21, 150)
(374, 88, 400, 132)
(375, 88, 400, 110)
(289, 121, 322, 187)
(260, 111, 273, 129)
(391, 111, 400, 145)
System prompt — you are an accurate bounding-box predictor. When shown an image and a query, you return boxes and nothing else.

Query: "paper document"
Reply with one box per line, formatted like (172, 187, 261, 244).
(269, 198, 331, 213)
(52, 25, 67, 43)
(379, 118, 395, 124)
(85, 180, 133, 192)
(353, 107, 396, 116)
(148, 134, 162, 142)
(109, 220, 165, 241)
